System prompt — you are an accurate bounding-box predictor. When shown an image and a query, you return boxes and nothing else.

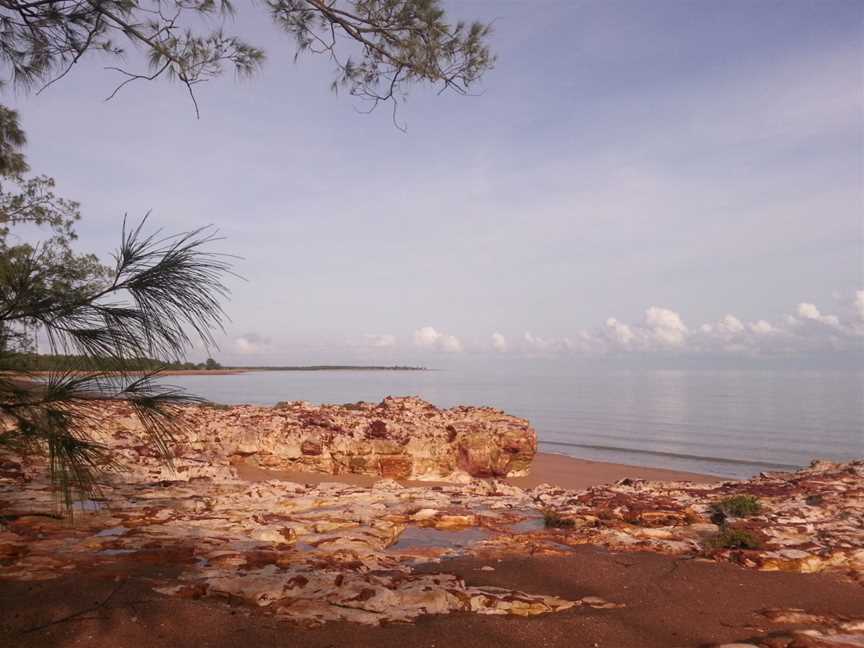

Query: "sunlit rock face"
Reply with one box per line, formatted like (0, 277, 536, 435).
(88, 396, 537, 482)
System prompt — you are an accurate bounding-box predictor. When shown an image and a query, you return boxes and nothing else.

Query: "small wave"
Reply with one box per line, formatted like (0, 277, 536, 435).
(538, 440, 802, 471)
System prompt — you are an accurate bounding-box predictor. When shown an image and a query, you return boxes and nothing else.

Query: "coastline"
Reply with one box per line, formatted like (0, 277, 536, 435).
(508, 451, 722, 488)
(10, 365, 428, 377)
(14, 369, 249, 377)
(234, 451, 722, 489)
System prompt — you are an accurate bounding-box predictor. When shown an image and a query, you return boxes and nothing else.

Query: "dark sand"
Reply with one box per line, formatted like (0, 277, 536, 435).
(3, 548, 862, 648)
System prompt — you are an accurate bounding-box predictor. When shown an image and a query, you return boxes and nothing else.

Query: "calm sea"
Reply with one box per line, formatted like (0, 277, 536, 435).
(162, 368, 864, 479)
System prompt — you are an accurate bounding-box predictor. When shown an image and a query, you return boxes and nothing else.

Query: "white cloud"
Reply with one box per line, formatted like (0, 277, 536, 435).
(439, 334, 463, 353)
(523, 331, 551, 351)
(413, 326, 463, 353)
(365, 334, 396, 348)
(234, 332, 271, 355)
(719, 315, 745, 334)
(475, 290, 864, 358)
(491, 332, 508, 352)
(749, 320, 774, 335)
(644, 307, 688, 347)
(604, 318, 635, 347)
(795, 302, 840, 327)
(414, 326, 440, 347)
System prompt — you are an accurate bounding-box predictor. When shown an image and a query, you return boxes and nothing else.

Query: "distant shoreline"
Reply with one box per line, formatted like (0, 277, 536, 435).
(226, 365, 428, 372)
(15, 365, 428, 377)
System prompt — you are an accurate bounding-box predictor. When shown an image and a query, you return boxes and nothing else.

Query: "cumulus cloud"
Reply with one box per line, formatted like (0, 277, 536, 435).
(644, 307, 688, 347)
(518, 331, 588, 354)
(604, 318, 635, 347)
(491, 332, 508, 352)
(795, 302, 840, 327)
(413, 326, 463, 353)
(365, 334, 396, 348)
(749, 320, 774, 335)
(234, 332, 271, 354)
(523, 331, 552, 351)
(485, 290, 863, 358)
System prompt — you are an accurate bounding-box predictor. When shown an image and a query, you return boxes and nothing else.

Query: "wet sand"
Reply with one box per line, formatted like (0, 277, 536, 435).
(234, 451, 722, 489)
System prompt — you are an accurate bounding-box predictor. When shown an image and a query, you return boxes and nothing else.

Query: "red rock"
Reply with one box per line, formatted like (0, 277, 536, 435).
(301, 439, 323, 456)
(75, 396, 538, 482)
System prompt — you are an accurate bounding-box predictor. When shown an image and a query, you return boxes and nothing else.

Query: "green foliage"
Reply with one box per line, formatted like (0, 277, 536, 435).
(0, 0, 494, 118)
(0, 106, 27, 176)
(543, 509, 575, 529)
(1, 353, 220, 372)
(704, 527, 763, 551)
(0, 109, 231, 509)
(711, 495, 762, 518)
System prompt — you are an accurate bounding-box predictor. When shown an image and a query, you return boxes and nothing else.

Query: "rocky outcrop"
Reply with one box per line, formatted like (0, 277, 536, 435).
(91, 396, 537, 482)
(0, 446, 862, 628)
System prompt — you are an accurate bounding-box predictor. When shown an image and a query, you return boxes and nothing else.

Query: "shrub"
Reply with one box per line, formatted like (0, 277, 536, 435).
(543, 509, 575, 529)
(705, 527, 762, 550)
(711, 494, 762, 518)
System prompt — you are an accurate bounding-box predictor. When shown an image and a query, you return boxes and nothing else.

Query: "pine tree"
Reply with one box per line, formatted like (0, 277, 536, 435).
(0, 107, 231, 506)
(0, 0, 495, 120)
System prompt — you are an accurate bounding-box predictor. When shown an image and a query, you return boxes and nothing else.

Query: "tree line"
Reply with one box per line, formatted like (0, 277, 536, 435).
(3, 353, 223, 372)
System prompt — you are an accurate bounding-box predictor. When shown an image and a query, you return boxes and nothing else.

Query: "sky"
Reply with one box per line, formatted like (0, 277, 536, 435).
(6, 0, 864, 367)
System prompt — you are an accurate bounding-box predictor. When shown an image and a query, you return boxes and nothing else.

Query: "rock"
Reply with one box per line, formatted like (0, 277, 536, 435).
(411, 509, 439, 521)
(1, 426, 861, 631)
(75, 396, 536, 482)
(300, 439, 323, 456)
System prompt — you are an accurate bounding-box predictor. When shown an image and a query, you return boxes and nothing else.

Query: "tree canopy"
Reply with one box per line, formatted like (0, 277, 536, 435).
(0, 0, 495, 117)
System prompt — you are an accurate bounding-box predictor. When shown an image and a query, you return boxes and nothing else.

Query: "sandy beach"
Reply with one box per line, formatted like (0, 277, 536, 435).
(235, 451, 721, 489)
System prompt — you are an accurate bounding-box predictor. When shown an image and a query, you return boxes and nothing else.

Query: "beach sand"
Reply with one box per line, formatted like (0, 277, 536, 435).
(234, 451, 722, 489)
(3, 542, 861, 648)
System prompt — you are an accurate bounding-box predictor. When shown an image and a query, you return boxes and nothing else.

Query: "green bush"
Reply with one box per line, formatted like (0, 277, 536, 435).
(543, 509, 575, 529)
(705, 527, 762, 550)
(711, 494, 762, 518)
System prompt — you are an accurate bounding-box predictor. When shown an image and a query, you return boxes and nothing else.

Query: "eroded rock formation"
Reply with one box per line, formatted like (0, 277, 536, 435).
(91, 396, 537, 482)
(1, 450, 863, 630)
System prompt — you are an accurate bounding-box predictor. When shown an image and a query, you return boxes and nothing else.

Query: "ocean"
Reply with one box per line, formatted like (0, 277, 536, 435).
(162, 368, 864, 479)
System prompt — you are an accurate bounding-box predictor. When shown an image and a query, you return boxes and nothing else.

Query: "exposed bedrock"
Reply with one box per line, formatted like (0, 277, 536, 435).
(99, 396, 537, 481)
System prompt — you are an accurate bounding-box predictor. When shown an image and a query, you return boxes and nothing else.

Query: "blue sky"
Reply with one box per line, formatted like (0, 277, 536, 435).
(7, 0, 864, 366)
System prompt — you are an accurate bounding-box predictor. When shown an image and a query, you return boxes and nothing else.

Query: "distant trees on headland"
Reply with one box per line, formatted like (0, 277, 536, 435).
(4, 353, 223, 372)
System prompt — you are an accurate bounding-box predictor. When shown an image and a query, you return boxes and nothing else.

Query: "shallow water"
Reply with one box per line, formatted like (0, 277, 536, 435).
(390, 526, 491, 550)
(161, 367, 863, 479)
